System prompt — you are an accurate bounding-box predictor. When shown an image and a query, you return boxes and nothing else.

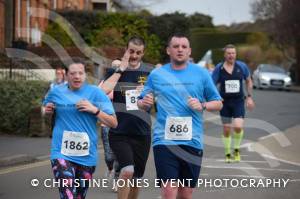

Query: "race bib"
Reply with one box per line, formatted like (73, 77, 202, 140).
(225, 80, 240, 93)
(125, 90, 139, 111)
(61, 131, 90, 156)
(165, 117, 192, 140)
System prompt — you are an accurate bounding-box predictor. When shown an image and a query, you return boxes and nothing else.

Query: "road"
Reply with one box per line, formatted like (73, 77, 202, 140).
(0, 89, 300, 199)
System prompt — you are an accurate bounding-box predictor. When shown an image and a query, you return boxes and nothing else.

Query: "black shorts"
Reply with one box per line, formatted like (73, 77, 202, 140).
(220, 98, 245, 124)
(153, 145, 203, 188)
(109, 133, 151, 178)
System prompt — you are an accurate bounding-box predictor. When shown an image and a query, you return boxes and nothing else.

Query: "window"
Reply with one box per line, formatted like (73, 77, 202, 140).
(92, 3, 107, 11)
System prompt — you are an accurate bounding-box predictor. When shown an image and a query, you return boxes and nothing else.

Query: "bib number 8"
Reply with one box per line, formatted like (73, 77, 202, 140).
(131, 96, 136, 104)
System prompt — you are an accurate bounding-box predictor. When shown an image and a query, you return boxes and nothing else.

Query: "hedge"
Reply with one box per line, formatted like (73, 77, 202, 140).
(45, 11, 215, 64)
(190, 28, 252, 63)
(45, 11, 163, 63)
(0, 80, 49, 135)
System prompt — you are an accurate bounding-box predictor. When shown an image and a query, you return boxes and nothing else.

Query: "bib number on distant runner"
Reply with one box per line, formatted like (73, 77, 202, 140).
(165, 117, 192, 140)
(61, 131, 90, 156)
(125, 90, 139, 111)
(225, 80, 240, 93)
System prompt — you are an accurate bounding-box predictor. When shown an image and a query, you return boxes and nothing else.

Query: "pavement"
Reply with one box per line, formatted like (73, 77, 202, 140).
(0, 135, 51, 167)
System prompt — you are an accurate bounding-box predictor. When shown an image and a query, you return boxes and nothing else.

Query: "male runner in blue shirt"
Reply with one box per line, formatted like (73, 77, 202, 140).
(138, 33, 222, 199)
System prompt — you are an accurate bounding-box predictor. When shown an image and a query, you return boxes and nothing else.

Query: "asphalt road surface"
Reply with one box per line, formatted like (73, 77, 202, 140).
(0, 89, 300, 199)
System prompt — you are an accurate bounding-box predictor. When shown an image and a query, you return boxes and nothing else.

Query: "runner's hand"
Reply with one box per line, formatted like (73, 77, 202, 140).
(119, 49, 130, 71)
(111, 59, 121, 67)
(187, 96, 203, 111)
(76, 99, 98, 114)
(44, 102, 55, 114)
(246, 97, 255, 111)
(139, 93, 154, 109)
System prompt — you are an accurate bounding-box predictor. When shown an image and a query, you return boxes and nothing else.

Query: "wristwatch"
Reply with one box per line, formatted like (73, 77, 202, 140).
(201, 103, 206, 111)
(94, 109, 100, 116)
(114, 67, 124, 74)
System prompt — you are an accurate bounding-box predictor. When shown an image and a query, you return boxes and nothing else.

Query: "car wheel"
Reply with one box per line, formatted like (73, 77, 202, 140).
(253, 77, 257, 89)
(258, 80, 263, 90)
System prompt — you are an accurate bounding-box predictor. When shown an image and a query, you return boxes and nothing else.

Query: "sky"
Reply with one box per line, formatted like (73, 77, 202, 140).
(147, 0, 256, 26)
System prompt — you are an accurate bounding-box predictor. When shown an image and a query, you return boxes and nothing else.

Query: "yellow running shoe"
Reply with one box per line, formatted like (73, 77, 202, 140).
(234, 149, 241, 162)
(225, 154, 231, 163)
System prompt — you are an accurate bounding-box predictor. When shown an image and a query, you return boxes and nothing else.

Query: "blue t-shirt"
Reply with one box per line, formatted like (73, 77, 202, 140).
(212, 60, 250, 99)
(140, 63, 221, 150)
(43, 83, 115, 166)
(50, 81, 68, 90)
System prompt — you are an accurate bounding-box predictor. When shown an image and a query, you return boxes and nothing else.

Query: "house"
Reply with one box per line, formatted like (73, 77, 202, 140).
(0, 1, 4, 51)
(0, 0, 124, 52)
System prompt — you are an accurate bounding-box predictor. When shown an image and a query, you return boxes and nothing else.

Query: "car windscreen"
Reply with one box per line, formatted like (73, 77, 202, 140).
(260, 65, 286, 73)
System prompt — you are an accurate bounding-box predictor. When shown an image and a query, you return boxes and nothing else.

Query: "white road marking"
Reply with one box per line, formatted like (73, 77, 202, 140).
(0, 160, 49, 175)
(201, 173, 266, 178)
(0, 149, 105, 175)
(290, 179, 300, 182)
(35, 155, 50, 160)
(202, 165, 299, 172)
(214, 159, 267, 163)
(261, 154, 300, 167)
(218, 174, 265, 178)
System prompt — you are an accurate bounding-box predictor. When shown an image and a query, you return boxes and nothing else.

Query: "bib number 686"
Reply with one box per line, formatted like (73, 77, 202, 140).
(169, 124, 189, 133)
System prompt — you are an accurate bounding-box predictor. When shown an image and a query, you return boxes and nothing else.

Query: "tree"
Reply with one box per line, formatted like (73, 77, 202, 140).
(251, 0, 300, 84)
(188, 12, 214, 29)
(145, 12, 190, 62)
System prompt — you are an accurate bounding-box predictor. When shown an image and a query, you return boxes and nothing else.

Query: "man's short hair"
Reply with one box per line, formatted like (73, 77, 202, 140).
(223, 44, 236, 51)
(55, 66, 65, 72)
(66, 58, 86, 73)
(167, 33, 189, 46)
(127, 36, 145, 48)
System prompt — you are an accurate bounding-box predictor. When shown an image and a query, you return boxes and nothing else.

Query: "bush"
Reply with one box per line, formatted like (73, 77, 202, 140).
(237, 45, 264, 71)
(190, 29, 252, 62)
(45, 11, 163, 63)
(246, 32, 270, 50)
(0, 80, 49, 135)
(188, 12, 214, 29)
(44, 17, 74, 47)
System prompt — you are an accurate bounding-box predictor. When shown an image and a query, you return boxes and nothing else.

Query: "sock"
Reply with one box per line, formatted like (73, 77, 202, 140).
(222, 135, 231, 155)
(233, 130, 244, 150)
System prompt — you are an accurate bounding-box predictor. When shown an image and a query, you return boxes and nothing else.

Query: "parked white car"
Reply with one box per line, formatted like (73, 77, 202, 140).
(252, 64, 292, 90)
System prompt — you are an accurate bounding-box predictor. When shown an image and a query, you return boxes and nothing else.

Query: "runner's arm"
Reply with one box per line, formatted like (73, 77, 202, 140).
(245, 77, 253, 97)
(203, 100, 223, 112)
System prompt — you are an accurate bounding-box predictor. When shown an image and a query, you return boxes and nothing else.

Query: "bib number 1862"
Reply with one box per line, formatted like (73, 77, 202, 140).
(63, 140, 88, 151)
(61, 131, 90, 156)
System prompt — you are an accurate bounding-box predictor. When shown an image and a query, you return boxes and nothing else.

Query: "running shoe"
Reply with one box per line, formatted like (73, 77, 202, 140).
(225, 154, 231, 163)
(233, 149, 241, 162)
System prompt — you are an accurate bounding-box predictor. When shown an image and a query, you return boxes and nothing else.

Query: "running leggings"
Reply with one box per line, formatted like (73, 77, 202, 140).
(51, 158, 95, 199)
